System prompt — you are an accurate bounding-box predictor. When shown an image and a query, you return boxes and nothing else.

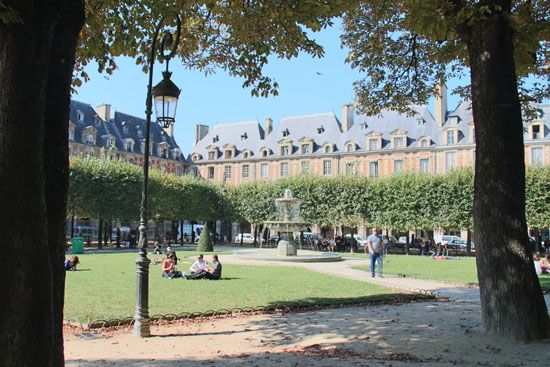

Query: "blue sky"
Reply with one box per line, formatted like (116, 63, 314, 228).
(74, 21, 464, 155)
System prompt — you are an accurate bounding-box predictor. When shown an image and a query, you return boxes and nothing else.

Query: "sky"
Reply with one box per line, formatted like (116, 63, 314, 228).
(73, 20, 465, 155)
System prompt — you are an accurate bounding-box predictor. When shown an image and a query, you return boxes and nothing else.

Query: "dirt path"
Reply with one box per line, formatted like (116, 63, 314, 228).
(65, 251, 550, 366)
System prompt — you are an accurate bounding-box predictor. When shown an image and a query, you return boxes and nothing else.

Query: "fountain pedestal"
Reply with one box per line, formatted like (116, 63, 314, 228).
(277, 240, 297, 256)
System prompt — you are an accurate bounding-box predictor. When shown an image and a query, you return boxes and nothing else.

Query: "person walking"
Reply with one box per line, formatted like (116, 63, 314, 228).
(366, 228, 383, 277)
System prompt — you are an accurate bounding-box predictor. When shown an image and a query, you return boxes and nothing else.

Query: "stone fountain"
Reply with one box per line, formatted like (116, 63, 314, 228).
(234, 189, 341, 262)
(264, 188, 309, 256)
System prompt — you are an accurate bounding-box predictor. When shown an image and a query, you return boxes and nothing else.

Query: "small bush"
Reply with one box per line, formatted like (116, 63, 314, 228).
(197, 226, 213, 252)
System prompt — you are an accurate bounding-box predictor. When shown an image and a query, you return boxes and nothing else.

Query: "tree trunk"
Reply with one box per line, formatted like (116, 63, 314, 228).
(98, 218, 103, 249)
(0, 0, 84, 365)
(466, 1, 549, 340)
(180, 220, 184, 245)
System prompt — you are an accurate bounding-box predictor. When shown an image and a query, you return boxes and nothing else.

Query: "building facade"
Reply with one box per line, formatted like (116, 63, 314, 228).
(68, 100, 186, 174)
(189, 86, 549, 185)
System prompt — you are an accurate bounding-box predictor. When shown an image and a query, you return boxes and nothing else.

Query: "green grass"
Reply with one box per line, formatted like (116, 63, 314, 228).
(64, 252, 395, 322)
(353, 254, 550, 290)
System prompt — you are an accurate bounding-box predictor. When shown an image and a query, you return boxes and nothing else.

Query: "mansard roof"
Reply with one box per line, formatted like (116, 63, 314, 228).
(69, 100, 185, 162)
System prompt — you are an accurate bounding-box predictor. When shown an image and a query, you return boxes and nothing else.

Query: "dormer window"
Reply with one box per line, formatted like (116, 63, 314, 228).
(448, 116, 459, 125)
(416, 117, 425, 125)
(68, 122, 75, 141)
(76, 110, 84, 122)
(261, 149, 269, 157)
(359, 122, 368, 130)
(225, 150, 233, 159)
(208, 151, 216, 160)
(94, 116, 102, 127)
(243, 151, 249, 158)
(446, 129, 457, 145)
(394, 137, 404, 149)
(531, 123, 543, 140)
(420, 138, 430, 148)
(282, 128, 290, 137)
(302, 144, 310, 154)
(161, 133, 167, 142)
(105, 136, 116, 148)
(158, 142, 170, 158)
(241, 133, 248, 141)
(281, 146, 290, 156)
(369, 139, 378, 150)
(213, 135, 219, 143)
(136, 126, 143, 138)
(124, 139, 134, 152)
(173, 149, 181, 159)
(346, 143, 356, 152)
(223, 144, 236, 159)
(122, 123, 129, 134)
(323, 143, 334, 153)
(317, 126, 325, 134)
(191, 153, 200, 161)
(82, 126, 97, 145)
(140, 140, 154, 155)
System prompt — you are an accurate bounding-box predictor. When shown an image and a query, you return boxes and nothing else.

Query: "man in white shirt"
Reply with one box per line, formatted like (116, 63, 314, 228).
(189, 253, 207, 274)
(366, 229, 383, 277)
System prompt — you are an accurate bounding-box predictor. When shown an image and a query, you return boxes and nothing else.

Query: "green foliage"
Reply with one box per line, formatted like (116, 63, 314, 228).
(0, 1, 21, 24)
(342, 1, 548, 118)
(196, 222, 213, 252)
(68, 156, 219, 221)
(76, 1, 352, 97)
(526, 166, 550, 228)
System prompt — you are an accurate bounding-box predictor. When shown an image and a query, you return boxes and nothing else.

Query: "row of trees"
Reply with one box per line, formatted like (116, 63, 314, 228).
(69, 157, 550, 239)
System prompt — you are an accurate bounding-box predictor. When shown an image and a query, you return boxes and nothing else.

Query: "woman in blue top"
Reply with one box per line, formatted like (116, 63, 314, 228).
(64, 256, 79, 271)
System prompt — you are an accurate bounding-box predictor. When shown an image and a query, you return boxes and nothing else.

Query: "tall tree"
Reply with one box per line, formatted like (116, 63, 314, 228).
(342, 0, 549, 340)
(0, 1, 350, 364)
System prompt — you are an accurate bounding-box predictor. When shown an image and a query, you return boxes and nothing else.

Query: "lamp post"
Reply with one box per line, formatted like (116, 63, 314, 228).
(219, 173, 227, 245)
(134, 12, 181, 338)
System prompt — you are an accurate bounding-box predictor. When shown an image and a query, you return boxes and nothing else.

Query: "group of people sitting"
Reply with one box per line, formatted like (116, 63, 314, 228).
(534, 252, 550, 275)
(161, 252, 222, 280)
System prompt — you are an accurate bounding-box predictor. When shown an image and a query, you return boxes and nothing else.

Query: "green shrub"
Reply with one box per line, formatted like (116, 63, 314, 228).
(197, 225, 213, 252)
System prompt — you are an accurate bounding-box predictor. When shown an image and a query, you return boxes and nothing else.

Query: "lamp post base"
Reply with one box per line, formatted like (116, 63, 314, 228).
(134, 253, 151, 337)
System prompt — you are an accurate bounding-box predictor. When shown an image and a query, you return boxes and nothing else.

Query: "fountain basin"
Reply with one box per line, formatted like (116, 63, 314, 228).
(234, 249, 342, 262)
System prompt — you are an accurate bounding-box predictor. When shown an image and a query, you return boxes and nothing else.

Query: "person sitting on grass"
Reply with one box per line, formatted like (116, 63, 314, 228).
(162, 253, 182, 279)
(186, 255, 222, 280)
(165, 246, 180, 265)
(540, 255, 550, 274)
(153, 241, 162, 255)
(64, 256, 80, 271)
(189, 253, 207, 275)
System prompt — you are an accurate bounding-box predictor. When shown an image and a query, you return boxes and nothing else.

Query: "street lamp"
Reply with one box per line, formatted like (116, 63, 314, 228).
(219, 173, 227, 245)
(134, 12, 181, 338)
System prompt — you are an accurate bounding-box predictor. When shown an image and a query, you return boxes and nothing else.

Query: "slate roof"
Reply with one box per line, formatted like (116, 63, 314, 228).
(70, 100, 185, 162)
(189, 101, 550, 161)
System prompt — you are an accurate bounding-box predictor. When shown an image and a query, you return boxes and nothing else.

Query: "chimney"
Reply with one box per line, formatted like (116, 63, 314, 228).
(434, 84, 447, 126)
(264, 117, 273, 136)
(163, 124, 174, 137)
(195, 124, 209, 144)
(95, 104, 112, 122)
(341, 104, 355, 132)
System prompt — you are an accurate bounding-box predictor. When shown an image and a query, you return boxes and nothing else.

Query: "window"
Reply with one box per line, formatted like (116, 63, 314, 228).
(190, 166, 199, 177)
(106, 137, 115, 147)
(420, 158, 430, 173)
(280, 162, 289, 176)
(280, 145, 290, 156)
(242, 165, 249, 179)
(446, 130, 455, 145)
(302, 144, 310, 154)
(394, 137, 404, 149)
(159, 147, 168, 158)
(84, 133, 95, 144)
(532, 125, 541, 140)
(208, 151, 216, 160)
(243, 151, 249, 158)
(324, 145, 332, 153)
(531, 147, 544, 165)
(393, 160, 403, 174)
(346, 143, 355, 152)
(68, 126, 75, 141)
(323, 160, 331, 176)
(207, 167, 215, 180)
(260, 163, 269, 178)
(125, 140, 133, 152)
(369, 139, 378, 150)
(225, 150, 233, 159)
(301, 160, 309, 174)
(445, 151, 457, 172)
(173, 149, 181, 159)
(262, 149, 268, 157)
(369, 161, 379, 178)
(224, 166, 232, 179)
(282, 128, 290, 137)
(345, 162, 356, 176)
(76, 110, 84, 122)
(420, 139, 429, 148)
(241, 132, 248, 141)
(122, 125, 129, 134)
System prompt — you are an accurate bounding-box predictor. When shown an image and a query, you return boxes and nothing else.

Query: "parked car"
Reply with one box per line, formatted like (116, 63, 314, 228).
(433, 235, 461, 246)
(344, 233, 369, 247)
(398, 236, 407, 244)
(235, 233, 255, 244)
(448, 239, 476, 251)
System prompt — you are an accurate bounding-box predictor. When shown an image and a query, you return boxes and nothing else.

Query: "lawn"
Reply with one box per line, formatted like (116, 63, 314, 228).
(64, 252, 395, 323)
(350, 254, 550, 289)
